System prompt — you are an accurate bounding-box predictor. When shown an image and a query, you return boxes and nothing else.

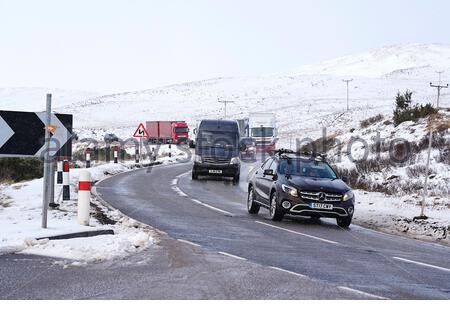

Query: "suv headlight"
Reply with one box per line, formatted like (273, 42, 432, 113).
(230, 157, 240, 165)
(282, 184, 298, 197)
(343, 190, 354, 202)
(194, 155, 202, 163)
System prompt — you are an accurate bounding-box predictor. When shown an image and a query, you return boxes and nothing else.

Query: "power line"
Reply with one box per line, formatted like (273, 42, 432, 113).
(218, 98, 235, 119)
(342, 79, 353, 111)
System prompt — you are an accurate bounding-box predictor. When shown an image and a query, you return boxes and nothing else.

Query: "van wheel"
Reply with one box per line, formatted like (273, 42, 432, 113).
(192, 170, 198, 180)
(269, 192, 284, 222)
(247, 186, 260, 214)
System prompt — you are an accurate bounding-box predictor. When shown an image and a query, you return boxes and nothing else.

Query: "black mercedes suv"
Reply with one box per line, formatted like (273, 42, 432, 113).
(247, 150, 355, 227)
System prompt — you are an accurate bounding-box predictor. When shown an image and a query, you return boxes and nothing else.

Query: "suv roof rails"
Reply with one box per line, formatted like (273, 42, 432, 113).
(274, 149, 327, 161)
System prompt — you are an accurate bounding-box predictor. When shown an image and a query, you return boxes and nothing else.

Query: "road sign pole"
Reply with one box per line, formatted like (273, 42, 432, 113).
(41, 93, 52, 229)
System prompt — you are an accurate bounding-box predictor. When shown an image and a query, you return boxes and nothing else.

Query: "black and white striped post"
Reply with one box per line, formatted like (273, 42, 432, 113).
(86, 148, 91, 168)
(56, 160, 63, 184)
(168, 143, 172, 158)
(105, 145, 111, 163)
(113, 146, 119, 164)
(135, 147, 139, 165)
(62, 160, 70, 201)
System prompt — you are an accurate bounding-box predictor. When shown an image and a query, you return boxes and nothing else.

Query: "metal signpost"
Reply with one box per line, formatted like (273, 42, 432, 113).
(0, 95, 73, 228)
(133, 123, 149, 164)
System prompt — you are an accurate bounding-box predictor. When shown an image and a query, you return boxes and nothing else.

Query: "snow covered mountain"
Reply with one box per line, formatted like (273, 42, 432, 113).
(0, 44, 449, 142)
(291, 43, 450, 78)
(0, 87, 101, 112)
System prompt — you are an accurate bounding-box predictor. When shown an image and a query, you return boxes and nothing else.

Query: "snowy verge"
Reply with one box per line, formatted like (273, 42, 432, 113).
(0, 146, 188, 262)
(354, 190, 450, 245)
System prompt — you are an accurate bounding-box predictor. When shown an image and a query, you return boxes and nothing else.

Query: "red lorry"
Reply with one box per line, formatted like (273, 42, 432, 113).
(146, 121, 189, 144)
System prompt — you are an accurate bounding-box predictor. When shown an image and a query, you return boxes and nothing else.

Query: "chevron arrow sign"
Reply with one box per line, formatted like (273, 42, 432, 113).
(0, 110, 73, 158)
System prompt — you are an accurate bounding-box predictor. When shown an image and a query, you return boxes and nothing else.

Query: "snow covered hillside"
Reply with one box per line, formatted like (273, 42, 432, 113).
(0, 44, 448, 145)
(50, 43, 449, 144)
(0, 87, 101, 112)
(291, 43, 450, 78)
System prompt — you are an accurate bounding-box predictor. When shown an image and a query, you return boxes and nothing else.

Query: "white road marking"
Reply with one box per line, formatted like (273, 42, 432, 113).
(254, 221, 340, 245)
(338, 286, 388, 300)
(171, 185, 188, 197)
(393, 257, 450, 273)
(218, 251, 247, 261)
(269, 266, 309, 278)
(177, 239, 201, 247)
(176, 171, 191, 179)
(172, 170, 235, 217)
(193, 201, 235, 217)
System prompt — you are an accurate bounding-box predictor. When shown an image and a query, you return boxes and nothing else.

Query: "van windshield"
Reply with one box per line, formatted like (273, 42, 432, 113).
(251, 127, 274, 137)
(279, 159, 337, 180)
(198, 131, 238, 149)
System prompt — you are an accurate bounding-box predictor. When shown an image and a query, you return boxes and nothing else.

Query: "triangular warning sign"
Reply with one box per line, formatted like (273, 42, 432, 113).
(133, 123, 149, 138)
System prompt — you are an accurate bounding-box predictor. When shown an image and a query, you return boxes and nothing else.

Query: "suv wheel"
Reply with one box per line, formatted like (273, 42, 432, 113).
(269, 192, 284, 222)
(232, 173, 240, 183)
(247, 186, 260, 214)
(337, 215, 352, 228)
(192, 170, 198, 180)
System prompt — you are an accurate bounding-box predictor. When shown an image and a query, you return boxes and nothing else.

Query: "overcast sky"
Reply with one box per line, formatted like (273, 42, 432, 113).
(0, 0, 449, 93)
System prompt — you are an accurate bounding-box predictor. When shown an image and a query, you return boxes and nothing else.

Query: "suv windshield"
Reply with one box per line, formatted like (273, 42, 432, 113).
(198, 131, 238, 149)
(251, 127, 274, 137)
(279, 158, 337, 180)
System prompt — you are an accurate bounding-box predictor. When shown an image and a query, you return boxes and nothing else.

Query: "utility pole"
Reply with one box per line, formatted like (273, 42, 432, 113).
(343, 79, 353, 111)
(417, 78, 448, 219)
(218, 98, 234, 119)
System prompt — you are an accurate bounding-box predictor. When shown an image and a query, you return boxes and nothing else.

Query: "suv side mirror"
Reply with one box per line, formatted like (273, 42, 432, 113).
(341, 176, 349, 183)
(263, 169, 274, 176)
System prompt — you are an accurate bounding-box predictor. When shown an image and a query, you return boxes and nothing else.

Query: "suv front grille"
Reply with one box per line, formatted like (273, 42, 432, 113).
(202, 157, 230, 164)
(300, 190, 343, 202)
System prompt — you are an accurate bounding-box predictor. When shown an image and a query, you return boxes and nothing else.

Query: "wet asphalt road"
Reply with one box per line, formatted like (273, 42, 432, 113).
(92, 160, 450, 299)
(1, 159, 450, 299)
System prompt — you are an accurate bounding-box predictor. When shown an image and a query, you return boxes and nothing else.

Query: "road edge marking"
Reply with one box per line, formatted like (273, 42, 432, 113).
(269, 266, 309, 279)
(177, 239, 201, 247)
(338, 286, 388, 300)
(254, 221, 340, 245)
(218, 251, 247, 261)
(392, 256, 450, 273)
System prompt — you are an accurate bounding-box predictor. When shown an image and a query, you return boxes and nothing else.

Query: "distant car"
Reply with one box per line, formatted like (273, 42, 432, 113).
(239, 137, 256, 160)
(247, 149, 355, 227)
(104, 133, 119, 143)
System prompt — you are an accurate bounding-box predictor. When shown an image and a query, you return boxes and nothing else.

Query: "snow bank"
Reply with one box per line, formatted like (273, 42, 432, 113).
(0, 162, 155, 261)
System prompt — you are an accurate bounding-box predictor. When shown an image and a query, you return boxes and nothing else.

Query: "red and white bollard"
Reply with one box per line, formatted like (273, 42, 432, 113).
(77, 171, 91, 226)
(62, 160, 70, 201)
(86, 148, 91, 168)
(56, 160, 63, 184)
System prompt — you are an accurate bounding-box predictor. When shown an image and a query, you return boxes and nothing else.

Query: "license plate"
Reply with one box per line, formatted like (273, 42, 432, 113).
(208, 170, 222, 174)
(310, 203, 333, 210)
